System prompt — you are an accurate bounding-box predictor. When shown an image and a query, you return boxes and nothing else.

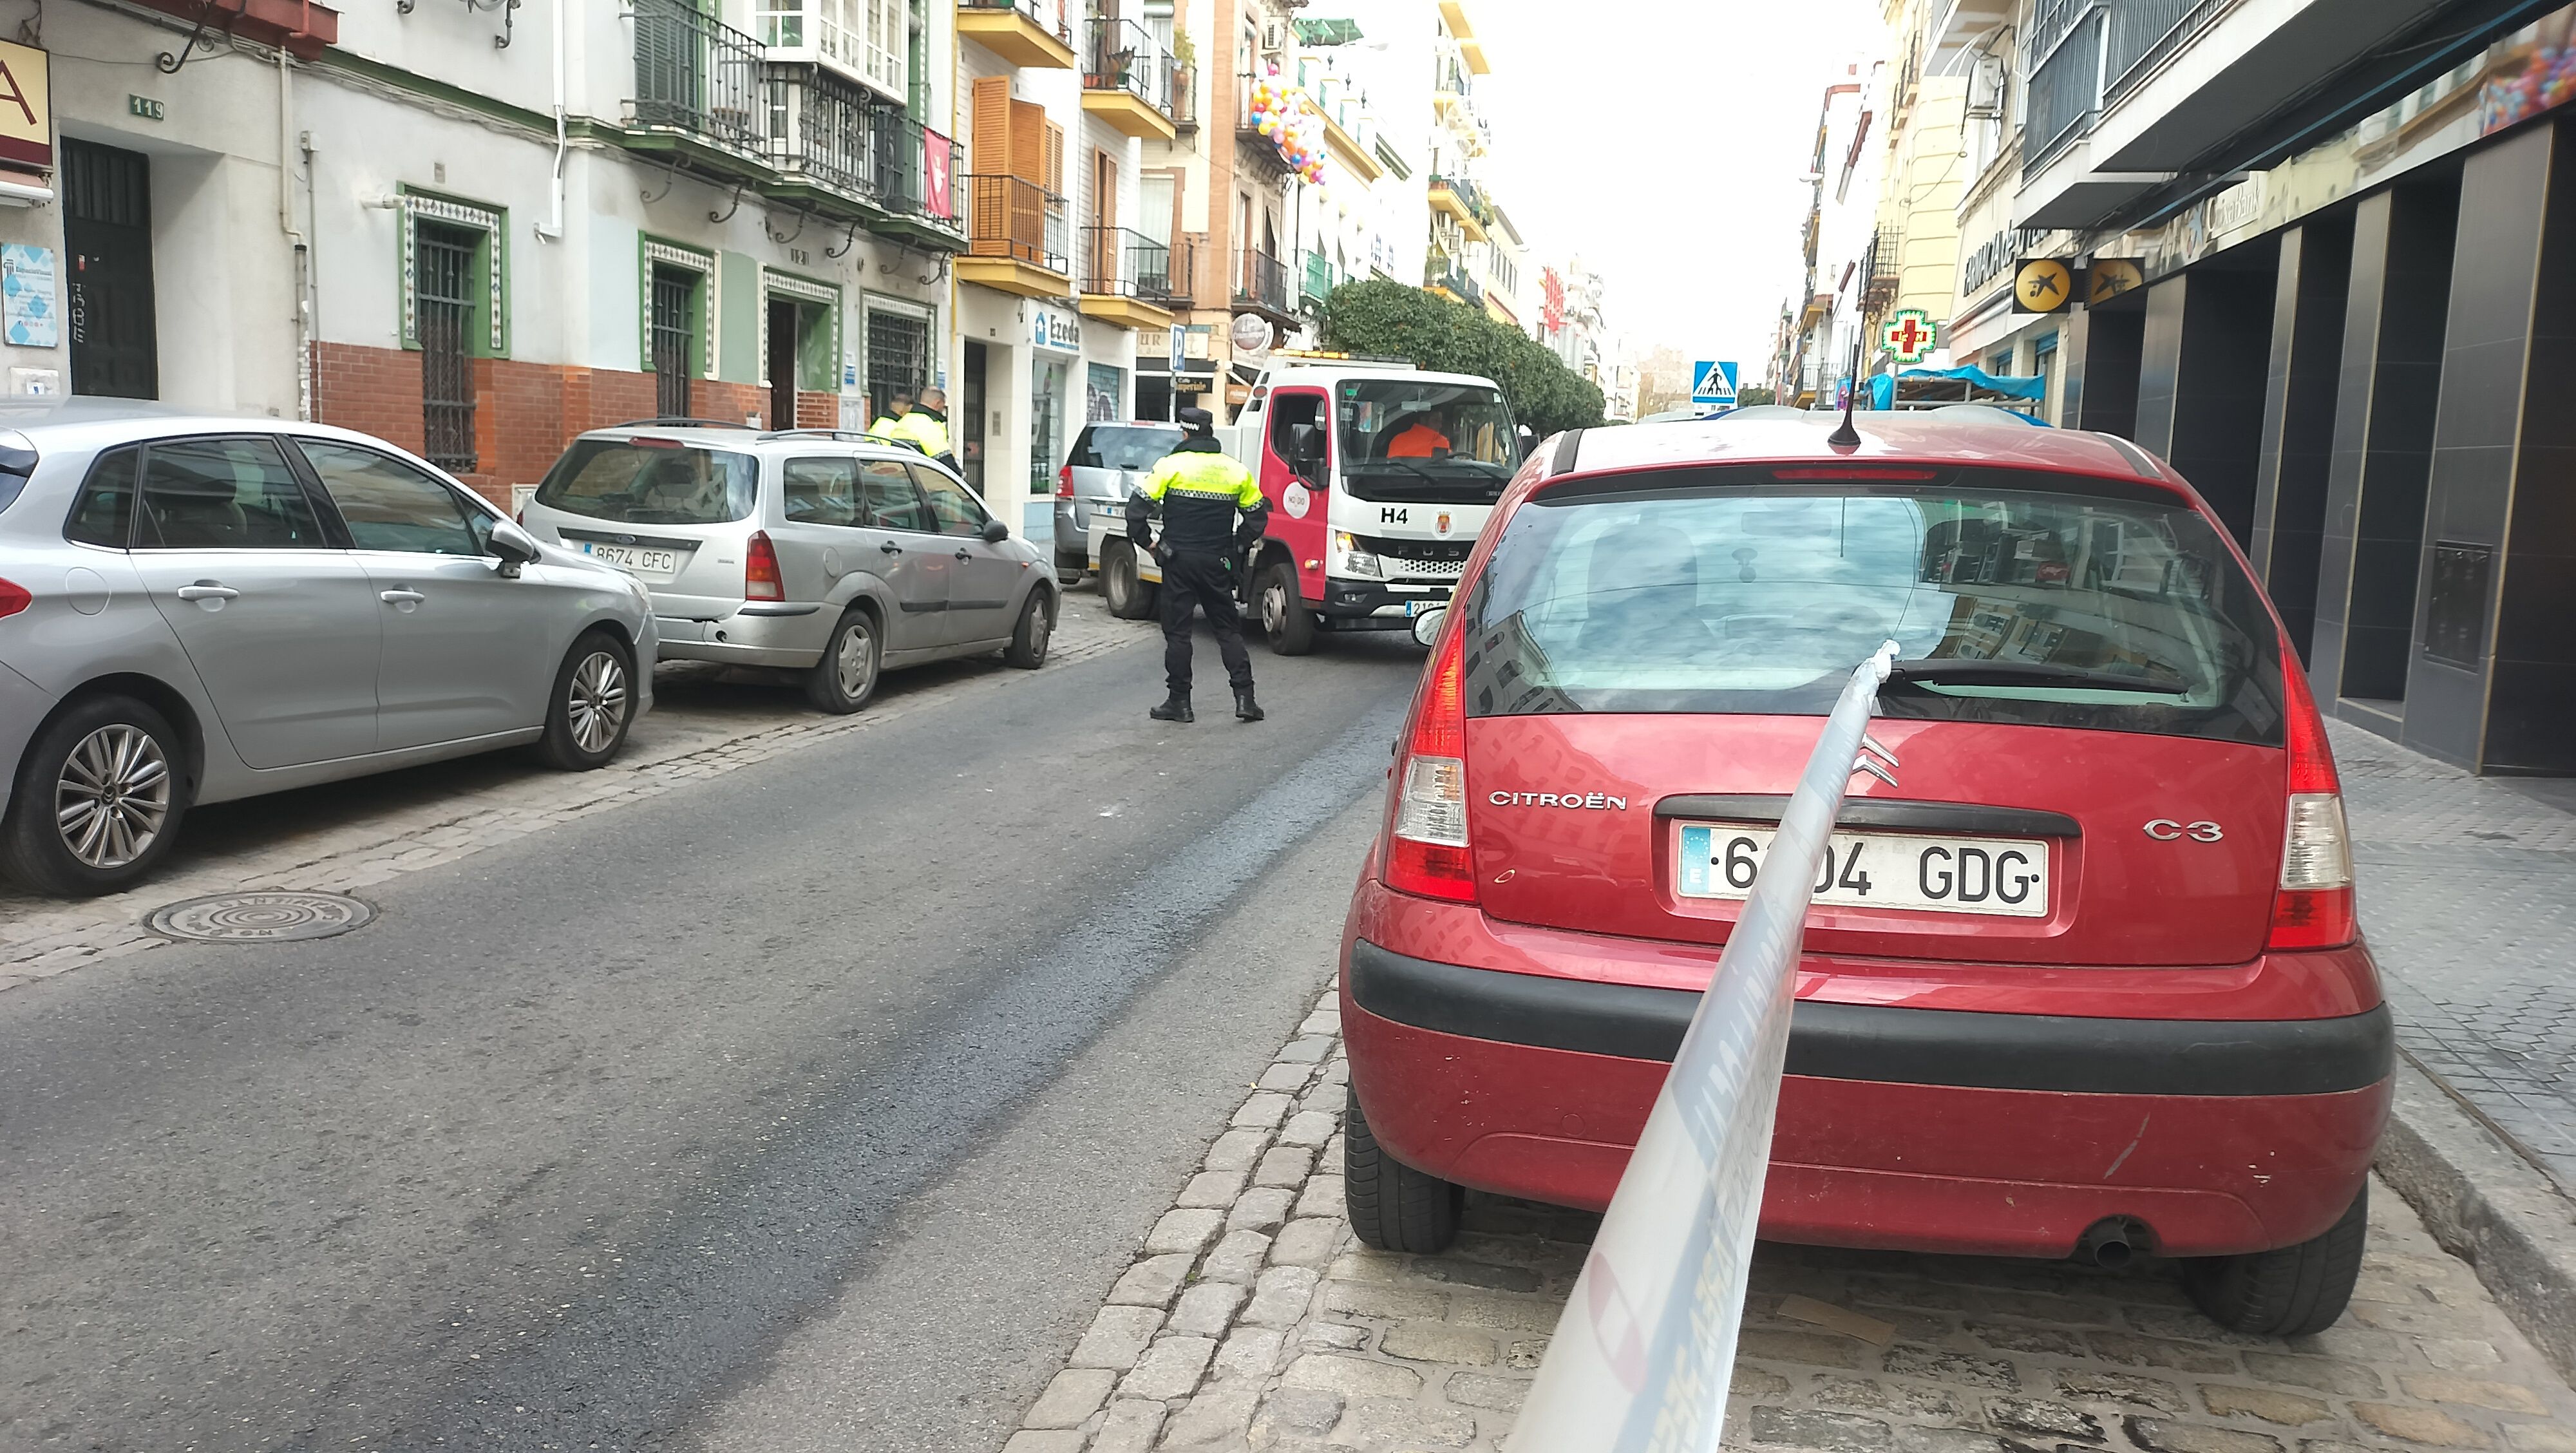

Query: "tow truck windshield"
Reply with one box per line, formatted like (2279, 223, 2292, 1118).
(1335, 380, 1519, 504)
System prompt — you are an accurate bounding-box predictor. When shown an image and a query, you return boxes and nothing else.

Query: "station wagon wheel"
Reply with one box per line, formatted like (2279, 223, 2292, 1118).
(1, 696, 191, 897)
(539, 629, 636, 770)
(1004, 591, 1052, 669)
(805, 607, 880, 714)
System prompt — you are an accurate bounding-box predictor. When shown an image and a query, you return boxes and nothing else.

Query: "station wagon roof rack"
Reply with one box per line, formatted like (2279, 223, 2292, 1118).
(607, 417, 757, 430)
(755, 428, 922, 449)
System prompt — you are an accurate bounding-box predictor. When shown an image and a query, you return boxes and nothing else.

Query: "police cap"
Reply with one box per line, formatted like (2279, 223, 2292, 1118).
(1177, 406, 1215, 432)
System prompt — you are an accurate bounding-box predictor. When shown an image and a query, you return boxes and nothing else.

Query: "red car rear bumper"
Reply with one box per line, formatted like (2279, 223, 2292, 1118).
(1340, 882, 2392, 1260)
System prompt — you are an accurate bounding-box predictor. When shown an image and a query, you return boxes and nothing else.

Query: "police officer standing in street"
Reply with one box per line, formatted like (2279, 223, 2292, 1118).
(1128, 406, 1267, 723)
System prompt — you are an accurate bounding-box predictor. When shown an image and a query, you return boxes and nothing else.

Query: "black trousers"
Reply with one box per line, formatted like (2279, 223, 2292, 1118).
(1159, 550, 1253, 695)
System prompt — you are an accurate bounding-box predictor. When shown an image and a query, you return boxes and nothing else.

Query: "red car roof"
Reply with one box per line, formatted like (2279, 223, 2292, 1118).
(1564, 414, 2172, 486)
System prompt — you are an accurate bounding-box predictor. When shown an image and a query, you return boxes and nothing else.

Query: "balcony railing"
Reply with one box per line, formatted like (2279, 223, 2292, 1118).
(767, 70, 961, 227)
(1235, 248, 1292, 316)
(1863, 227, 1903, 305)
(1170, 63, 1197, 129)
(2103, 0, 2230, 106)
(1428, 171, 1490, 225)
(1084, 15, 1176, 118)
(1081, 225, 1186, 301)
(965, 173, 1068, 273)
(757, 0, 905, 101)
(959, 0, 1071, 46)
(2023, 1, 2105, 173)
(1425, 254, 1483, 308)
(630, 0, 769, 157)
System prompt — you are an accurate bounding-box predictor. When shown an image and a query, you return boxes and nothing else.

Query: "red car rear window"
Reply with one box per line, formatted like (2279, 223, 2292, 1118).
(1463, 466, 2285, 745)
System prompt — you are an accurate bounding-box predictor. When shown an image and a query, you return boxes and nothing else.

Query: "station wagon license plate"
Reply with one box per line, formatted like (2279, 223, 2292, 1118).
(578, 540, 682, 580)
(1676, 823, 2050, 917)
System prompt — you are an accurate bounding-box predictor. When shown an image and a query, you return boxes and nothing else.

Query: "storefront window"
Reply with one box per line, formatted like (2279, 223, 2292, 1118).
(1086, 363, 1124, 423)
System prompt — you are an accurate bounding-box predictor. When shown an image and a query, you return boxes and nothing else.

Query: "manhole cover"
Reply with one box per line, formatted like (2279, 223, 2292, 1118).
(146, 891, 375, 944)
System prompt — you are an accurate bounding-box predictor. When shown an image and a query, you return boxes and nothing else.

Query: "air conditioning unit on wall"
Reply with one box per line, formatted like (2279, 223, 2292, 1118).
(1260, 19, 1288, 54)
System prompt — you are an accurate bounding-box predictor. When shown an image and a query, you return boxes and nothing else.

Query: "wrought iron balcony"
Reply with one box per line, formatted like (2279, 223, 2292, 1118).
(628, 0, 769, 158)
(1863, 227, 1903, 306)
(1081, 225, 1184, 299)
(1084, 16, 1176, 120)
(2023, 0, 2104, 174)
(1425, 255, 1482, 309)
(964, 172, 1068, 275)
(765, 71, 963, 233)
(1234, 247, 1294, 320)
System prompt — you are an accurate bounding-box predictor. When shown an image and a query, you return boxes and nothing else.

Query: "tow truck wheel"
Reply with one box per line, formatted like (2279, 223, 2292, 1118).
(1258, 560, 1317, 656)
(1103, 540, 1157, 620)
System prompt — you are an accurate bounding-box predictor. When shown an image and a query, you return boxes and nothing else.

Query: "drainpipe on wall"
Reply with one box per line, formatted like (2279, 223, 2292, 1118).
(536, 0, 565, 241)
(278, 48, 312, 421)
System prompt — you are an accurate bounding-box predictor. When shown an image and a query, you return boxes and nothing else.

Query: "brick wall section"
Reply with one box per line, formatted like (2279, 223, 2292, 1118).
(312, 343, 801, 508)
(310, 343, 428, 459)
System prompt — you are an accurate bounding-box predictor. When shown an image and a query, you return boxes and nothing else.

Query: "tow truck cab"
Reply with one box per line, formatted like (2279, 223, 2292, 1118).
(1218, 360, 1523, 652)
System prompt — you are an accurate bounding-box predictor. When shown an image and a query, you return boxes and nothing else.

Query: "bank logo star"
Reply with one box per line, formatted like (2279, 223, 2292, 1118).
(2014, 258, 2074, 314)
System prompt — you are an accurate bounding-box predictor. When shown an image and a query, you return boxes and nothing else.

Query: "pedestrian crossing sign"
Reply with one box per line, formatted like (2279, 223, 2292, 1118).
(1690, 360, 1739, 406)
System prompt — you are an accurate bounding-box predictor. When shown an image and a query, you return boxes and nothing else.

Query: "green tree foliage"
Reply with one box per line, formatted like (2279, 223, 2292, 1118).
(1736, 385, 1777, 406)
(1315, 280, 1608, 436)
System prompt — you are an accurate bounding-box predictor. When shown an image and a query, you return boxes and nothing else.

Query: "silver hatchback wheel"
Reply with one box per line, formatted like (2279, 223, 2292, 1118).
(835, 616, 877, 698)
(567, 649, 630, 754)
(55, 723, 171, 870)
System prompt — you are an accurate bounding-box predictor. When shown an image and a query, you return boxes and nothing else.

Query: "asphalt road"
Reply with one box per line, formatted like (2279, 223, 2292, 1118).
(0, 622, 1424, 1452)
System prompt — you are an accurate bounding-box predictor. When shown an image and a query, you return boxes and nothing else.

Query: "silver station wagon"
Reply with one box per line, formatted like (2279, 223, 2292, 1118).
(520, 423, 1057, 713)
(0, 400, 656, 897)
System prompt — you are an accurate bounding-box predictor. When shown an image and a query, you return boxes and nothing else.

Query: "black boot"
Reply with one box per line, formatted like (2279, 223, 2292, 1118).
(1234, 686, 1264, 722)
(1150, 691, 1194, 723)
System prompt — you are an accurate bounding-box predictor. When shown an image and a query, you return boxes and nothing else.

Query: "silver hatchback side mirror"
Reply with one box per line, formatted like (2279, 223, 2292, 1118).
(488, 518, 543, 575)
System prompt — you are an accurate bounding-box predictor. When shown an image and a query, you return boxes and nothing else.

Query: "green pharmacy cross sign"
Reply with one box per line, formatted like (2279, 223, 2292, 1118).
(1883, 309, 1937, 365)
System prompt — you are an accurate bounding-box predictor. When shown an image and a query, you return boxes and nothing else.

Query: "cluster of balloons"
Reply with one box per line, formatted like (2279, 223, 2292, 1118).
(1246, 68, 1330, 195)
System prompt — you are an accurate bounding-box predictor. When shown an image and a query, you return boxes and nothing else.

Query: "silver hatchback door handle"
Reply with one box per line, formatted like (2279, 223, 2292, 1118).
(379, 589, 426, 605)
(174, 584, 238, 601)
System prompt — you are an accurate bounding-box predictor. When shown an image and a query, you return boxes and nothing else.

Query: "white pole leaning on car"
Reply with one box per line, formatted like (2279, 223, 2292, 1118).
(1506, 640, 1902, 1453)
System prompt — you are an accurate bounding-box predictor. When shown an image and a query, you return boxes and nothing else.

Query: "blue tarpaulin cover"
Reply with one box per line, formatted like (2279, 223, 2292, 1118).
(1868, 365, 2047, 410)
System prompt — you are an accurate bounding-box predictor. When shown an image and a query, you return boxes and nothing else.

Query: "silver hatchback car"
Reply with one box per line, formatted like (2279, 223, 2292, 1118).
(0, 400, 657, 897)
(520, 423, 1057, 712)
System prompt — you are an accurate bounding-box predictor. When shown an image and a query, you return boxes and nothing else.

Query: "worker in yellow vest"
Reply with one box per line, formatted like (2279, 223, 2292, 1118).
(866, 390, 911, 442)
(887, 388, 957, 471)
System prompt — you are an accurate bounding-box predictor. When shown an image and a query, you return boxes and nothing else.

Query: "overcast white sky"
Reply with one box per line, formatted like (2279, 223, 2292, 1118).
(1465, 0, 1881, 371)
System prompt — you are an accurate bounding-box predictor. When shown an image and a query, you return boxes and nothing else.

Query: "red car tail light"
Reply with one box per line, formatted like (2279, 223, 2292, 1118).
(745, 531, 786, 602)
(0, 576, 28, 619)
(1057, 464, 1074, 499)
(1385, 620, 1476, 902)
(2268, 652, 2354, 950)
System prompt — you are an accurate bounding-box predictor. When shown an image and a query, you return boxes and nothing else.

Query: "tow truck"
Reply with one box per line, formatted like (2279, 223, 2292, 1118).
(1079, 353, 1526, 653)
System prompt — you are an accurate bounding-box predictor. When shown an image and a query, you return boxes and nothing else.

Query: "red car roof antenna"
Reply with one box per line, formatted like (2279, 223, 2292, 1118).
(1826, 337, 1865, 450)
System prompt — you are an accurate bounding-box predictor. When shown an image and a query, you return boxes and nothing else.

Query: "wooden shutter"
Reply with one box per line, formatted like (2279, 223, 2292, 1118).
(971, 76, 1012, 256)
(1009, 100, 1045, 184)
(1095, 150, 1117, 229)
(1044, 121, 1066, 196)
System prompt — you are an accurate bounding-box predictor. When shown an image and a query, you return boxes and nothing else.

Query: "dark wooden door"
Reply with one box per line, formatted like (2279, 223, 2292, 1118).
(62, 139, 158, 399)
(768, 297, 798, 430)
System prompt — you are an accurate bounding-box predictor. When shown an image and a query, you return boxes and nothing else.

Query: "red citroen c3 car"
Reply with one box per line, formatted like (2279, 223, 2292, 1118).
(1338, 411, 2389, 1336)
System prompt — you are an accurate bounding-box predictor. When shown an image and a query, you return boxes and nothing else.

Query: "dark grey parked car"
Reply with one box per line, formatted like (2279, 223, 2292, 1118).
(0, 400, 657, 897)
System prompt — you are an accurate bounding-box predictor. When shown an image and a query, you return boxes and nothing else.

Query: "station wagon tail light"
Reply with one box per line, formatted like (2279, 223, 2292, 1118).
(1385, 620, 1476, 902)
(2268, 655, 2355, 950)
(1057, 464, 1074, 499)
(0, 576, 28, 620)
(745, 531, 785, 602)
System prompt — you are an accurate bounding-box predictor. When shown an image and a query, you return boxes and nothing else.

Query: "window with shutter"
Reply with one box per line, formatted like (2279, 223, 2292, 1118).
(971, 76, 1014, 258)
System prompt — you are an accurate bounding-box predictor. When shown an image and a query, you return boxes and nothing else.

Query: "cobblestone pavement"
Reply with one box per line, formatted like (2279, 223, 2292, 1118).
(2329, 721, 2576, 1195)
(0, 591, 1136, 993)
(1005, 982, 2576, 1453)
